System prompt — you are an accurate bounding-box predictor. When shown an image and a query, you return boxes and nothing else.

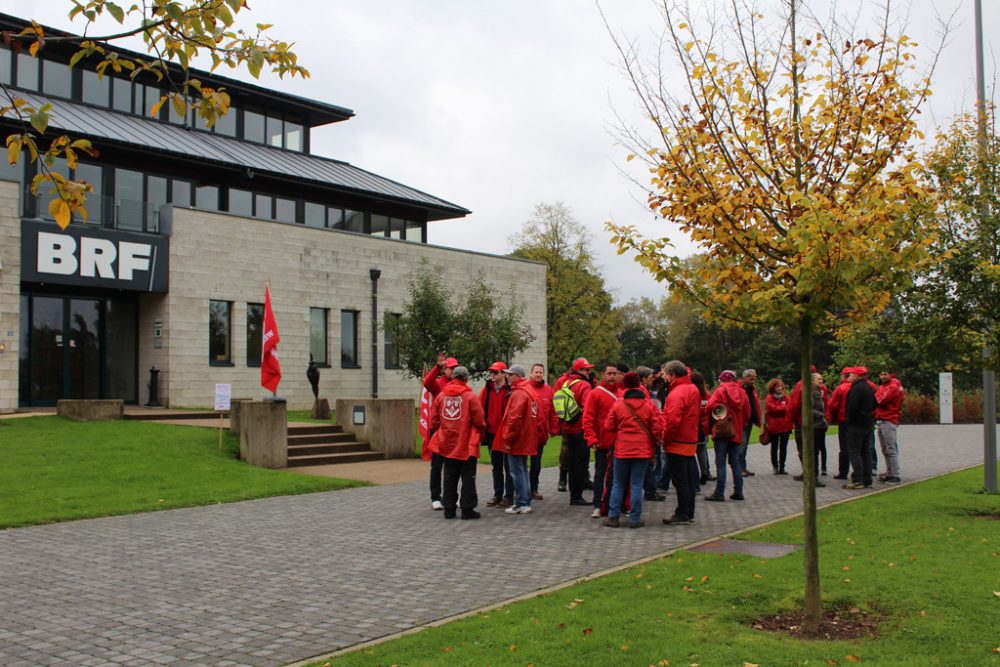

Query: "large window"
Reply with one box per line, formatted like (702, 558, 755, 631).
(340, 310, 359, 368)
(209, 300, 233, 365)
(41, 59, 72, 98)
(384, 312, 401, 369)
(310, 308, 329, 366)
(246, 303, 263, 367)
(82, 70, 110, 107)
(16, 53, 38, 91)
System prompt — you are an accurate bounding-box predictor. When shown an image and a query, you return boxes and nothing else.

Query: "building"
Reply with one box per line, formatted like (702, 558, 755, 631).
(0, 13, 547, 412)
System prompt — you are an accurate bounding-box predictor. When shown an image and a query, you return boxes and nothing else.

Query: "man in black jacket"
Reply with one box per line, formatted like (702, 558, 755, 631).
(843, 367, 877, 490)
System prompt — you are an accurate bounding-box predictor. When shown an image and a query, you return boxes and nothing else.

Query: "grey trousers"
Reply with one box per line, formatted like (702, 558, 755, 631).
(877, 420, 901, 478)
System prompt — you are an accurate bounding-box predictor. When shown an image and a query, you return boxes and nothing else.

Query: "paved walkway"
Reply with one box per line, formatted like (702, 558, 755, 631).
(0, 425, 990, 667)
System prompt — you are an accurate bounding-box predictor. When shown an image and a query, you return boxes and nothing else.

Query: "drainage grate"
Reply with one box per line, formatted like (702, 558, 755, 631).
(689, 538, 799, 558)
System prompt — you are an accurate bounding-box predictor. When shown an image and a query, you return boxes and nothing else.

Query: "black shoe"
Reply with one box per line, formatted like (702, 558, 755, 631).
(833, 474, 848, 480)
(777, 469, 788, 475)
(821, 469, 828, 476)
(730, 493, 745, 501)
(815, 480, 826, 488)
(569, 498, 590, 506)
(644, 493, 666, 501)
(460, 509, 481, 520)
(662, 514, 693, 525)
(742, 469, 755, 477)
(558, 471, 568, 492)
(884, 476, 901, 484)
(773, 467, 780, 474)
(557, 481, 567, 492)
(584, 479, 594, 490)
(699, 475, 708, 484)
(705, 493, 725, 502)
(443, 508, 457, 519)
(602, 516, 620, 527)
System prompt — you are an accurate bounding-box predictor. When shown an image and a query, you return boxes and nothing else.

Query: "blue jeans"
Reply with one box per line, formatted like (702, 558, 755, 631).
(713, 439, 743, 496)
(508, 454, 531, 508)
(608, 458, 649, 524)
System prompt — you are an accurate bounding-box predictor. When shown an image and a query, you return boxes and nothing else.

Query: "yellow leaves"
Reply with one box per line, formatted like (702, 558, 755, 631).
(508, 643, 517, 652)
(743, 663, 760, 667)
(845, 655, 861, 663)
(6, 136, 21, 166)
(566, 598, 584, 610)
(48, 198, 71, 230)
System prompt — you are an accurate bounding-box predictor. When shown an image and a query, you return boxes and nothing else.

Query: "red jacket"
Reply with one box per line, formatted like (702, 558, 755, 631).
(875, 376, 904, 424)
(479, 381, 511, 438)
(706, 380, 751, 440)
(789, 380, 829, 426)
(765, 392, 793, 434)
(495, 378, 541, 456)
(554, 371, 593, 435)
(422, 365, 449, 399)
(662, 375, 701, 456)
(826, 379, 851, 425)
(429, 380, 486, 460)
(530, 379, 560, 444)
(604, 389, 663, 459)
(583, 381, 620, 449)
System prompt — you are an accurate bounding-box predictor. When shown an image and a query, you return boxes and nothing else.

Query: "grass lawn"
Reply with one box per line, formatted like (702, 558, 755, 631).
(317, 466, 1000, 667)
(0, 416, 366, 530)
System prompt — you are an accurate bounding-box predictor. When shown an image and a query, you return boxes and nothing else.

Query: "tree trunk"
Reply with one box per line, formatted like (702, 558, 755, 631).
(800, 315, 822, 631)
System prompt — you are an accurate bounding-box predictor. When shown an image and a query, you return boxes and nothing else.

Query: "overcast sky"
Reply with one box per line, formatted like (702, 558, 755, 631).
(9, 0, 998, 304)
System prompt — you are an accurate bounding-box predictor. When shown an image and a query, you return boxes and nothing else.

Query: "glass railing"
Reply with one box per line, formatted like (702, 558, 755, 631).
(23, 188, 162, 234)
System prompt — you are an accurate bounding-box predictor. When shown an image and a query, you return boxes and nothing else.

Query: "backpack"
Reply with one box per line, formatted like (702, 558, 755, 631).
(553, 379, 583, 422)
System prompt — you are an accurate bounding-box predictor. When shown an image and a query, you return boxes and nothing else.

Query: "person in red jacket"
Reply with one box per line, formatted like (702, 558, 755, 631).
(602, 371, 664, 528)
(705, 370, 751, 501)
(660, 361, 702, 525)
(556, 358, 595, 506)
(875, 370, 904, 484)
(481, 361, 513, 508)
(429, 366, 486, 520)
(529, 363, 558, 501)
(764, 378, 793, 475)
(423, 353, 459, 510)
(583, 363, 622, 518)
(826, 369, 853, 479)
(496, 365, 541, 515)
(788, 365, 830, 479)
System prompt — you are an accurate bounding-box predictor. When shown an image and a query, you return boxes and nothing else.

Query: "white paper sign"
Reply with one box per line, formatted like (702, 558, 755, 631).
(214, 383, 232, 411)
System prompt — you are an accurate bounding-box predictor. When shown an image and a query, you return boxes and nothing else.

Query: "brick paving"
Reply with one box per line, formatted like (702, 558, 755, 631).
(0, 425, 991, 666)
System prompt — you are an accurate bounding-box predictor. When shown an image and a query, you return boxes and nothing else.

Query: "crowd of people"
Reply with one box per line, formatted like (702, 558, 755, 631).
(420, 353, 905, 527)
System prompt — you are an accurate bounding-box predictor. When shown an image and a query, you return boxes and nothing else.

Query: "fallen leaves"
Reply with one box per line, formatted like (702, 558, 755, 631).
(566, 598, 585, 610)
(582, 627, 593, 636)
(845, 655, 861, 662)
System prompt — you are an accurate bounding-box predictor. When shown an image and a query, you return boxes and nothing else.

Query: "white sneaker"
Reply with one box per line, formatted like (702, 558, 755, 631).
(590, 508, 601, 518)
(431, 500, 443, 511)
(505, 505, 533, 514)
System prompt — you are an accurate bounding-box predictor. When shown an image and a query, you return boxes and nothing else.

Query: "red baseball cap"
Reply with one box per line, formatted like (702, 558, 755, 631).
(571, 358, 594, 372)
(443, 357, 460, 368)
(488, 361, 508, 372)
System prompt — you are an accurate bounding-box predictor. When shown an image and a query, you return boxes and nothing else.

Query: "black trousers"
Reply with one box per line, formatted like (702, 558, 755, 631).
(530, 443, 544, 493)
(668, 452, 696, 520)
(770, 431, 790, 470)
(565, 431, 589, 502)
(429, 452, 444, 501)
(846, 425, 874, 486)
(442, 456, 478, 511)
(837, 424, 850, 476)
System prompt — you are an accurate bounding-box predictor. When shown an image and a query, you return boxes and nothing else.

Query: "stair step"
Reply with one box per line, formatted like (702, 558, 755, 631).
(287, 451, 385, 467)
(288, 424, 343, 436)
(287, 442, 373, 456)
(125, 412, 224, 421)
(287, 432, 356, 445)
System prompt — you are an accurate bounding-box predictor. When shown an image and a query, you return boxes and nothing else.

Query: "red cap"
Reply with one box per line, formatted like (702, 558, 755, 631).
(488, 361, 508, 372)
(572, 358, 594, 372)
(443, 357, 460, 368)
(841, 367, 852, 376)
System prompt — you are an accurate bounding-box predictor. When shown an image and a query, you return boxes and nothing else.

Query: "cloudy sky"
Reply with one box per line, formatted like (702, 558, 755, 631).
(9, 0, 998, 303)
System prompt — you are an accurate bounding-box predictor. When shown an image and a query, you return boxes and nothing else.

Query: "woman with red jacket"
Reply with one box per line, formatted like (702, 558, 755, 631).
(705, 370, 751, 501)
(429, 367, 486, 520)
(601, 372, 664, 528)
(764, 378, 793, 475)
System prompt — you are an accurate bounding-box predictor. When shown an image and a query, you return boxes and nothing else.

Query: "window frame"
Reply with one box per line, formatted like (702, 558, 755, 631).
(310, 307, 330, 367)
(246, 302, 263, 367)
(340, 309, 360, 369)
(384, 312, 401, 369)
(209, 300, 234, 366)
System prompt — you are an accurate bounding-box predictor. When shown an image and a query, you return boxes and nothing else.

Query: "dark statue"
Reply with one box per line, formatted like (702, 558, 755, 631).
(307, 354, 320, 399)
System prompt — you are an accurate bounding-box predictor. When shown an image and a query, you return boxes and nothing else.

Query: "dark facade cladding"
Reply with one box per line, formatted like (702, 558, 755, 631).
(1, 11, 486, 409)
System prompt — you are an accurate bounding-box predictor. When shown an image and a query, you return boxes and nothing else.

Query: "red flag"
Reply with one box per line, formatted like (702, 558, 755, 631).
(418, 386, 432, 460)
(261, 284, 282, 393)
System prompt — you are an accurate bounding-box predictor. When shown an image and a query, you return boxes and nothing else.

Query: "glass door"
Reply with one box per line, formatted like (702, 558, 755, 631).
(28, 296, 65, 402)
(68, 298, 102, 399)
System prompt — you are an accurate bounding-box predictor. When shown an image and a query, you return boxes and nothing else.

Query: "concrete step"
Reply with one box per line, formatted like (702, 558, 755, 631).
(287, 432, 355, 445)
(286, 451, 385, 467)
(288, 424, 343, 436)
(287, 442, 373, 457)
(125, 411, 223, 421)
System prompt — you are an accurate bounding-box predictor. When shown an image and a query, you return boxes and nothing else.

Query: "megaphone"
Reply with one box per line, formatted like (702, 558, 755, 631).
(711, 404, 728, 420)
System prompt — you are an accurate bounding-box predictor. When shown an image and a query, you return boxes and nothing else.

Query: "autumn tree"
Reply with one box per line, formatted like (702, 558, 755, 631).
(615, 296, 671, 369)
(2, 0, 307, 227)
(510, 202, 620, 374)
(385, 262, 534, 381)
(606, 1, 940, 631)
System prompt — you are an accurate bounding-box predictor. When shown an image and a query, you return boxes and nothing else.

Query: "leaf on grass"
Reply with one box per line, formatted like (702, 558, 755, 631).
(845, 656, 861, 663)
(442, 646, 453, 653)
(752, 573, 763, 579)
(658, 660, 670, 666)
(993, 591, 1000, 598)
(582, 627, 593, 636)
(621, 644, 630, 652)
(743, 663, 759, 667)
(827, 660, 840, 666)
(919, 610, 927, 617)
(700, 576, 710, 583)
(508, 644, 517, 652)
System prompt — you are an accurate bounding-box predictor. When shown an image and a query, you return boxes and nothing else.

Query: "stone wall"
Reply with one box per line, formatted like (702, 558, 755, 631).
(150, 207, 548, 410)
(0, 180, 21, 413)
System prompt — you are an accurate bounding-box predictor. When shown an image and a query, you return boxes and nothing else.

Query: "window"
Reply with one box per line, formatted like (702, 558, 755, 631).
(310, 308, 329, 365)
(214, 107, 237, 137)
(81, 70, 110, 106)
(246, 303, 263, 366)
(244, 110, 265, 143)
(115, 168, 145, 231)
(229, 188, 253, 217)
(16, 53, 38, 90)
(266, 115, 283, 147)
(42, 59, 71, 98)
(304, 202, 326, 228)
(405, 220, 424, 242)
(172, 179, 192, 207)
(75, 163, 103, 224)
(196, 185, 219, 211)
(341, 310, 359, 368)
(384, 312, 401, 369)
(285, 121, 303, 151)
(112, 77, 131, 112)
(389, 218, 404, 239)
(274, 197, 295, 223)
(370, 214, 389, 237)
(209, 300, 233, 365)
(0, 47, 10, 85)
(341, 210, 364, 233)
(254, 193, 273, 220)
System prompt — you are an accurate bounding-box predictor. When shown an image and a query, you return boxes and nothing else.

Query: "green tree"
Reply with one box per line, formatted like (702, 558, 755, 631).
(615, 296, 670, 369)
(3, 0, 307, 227)
(384, 262, 534, 381)
(606, 0, 940, 631)
(510, 202, 620, 373)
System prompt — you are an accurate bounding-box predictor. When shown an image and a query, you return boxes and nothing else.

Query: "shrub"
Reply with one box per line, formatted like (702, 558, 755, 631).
(953, 390, 984, 423)
(901, 391, 938, 424)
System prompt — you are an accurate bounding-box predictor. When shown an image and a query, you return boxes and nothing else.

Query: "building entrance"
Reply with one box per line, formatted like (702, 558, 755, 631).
(19, 293, 138, 406)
